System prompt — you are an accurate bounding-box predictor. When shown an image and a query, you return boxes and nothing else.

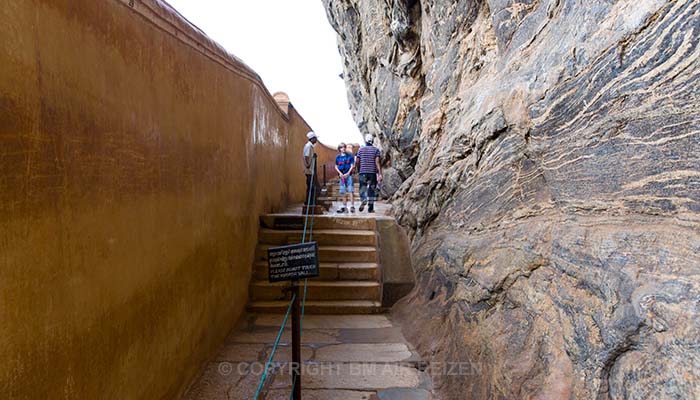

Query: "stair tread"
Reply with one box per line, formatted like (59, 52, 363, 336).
(262, 214, 372, 220)
(254, 261, 378, 268)
(259, 228, 375, 236)
(257, 244, 376, 251)
(251, 281, 380, 287)
(249, 300, 381, 307)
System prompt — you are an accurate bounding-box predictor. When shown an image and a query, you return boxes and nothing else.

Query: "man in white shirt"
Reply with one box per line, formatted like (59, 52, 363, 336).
(303, 131, 319, 207)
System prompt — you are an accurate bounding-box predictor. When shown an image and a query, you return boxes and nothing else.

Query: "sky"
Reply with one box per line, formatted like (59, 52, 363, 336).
(164, 0, 362, 146)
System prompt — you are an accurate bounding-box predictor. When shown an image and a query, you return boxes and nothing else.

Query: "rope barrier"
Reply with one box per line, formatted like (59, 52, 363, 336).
(256, 155, 319, 399)
(253, 292, 296, 400)
(290, 155, 317, 398)
(302, 155, 317, 243)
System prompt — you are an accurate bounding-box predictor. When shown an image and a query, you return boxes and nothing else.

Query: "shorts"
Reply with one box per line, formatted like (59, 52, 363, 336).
(339, 176, 354, 195)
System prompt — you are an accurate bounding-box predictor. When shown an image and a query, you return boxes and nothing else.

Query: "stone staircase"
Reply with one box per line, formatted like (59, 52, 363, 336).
(247, 214, 383, 314)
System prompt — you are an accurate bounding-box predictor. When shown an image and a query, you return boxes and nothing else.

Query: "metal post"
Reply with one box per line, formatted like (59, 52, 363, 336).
(292, 280, 301, 400)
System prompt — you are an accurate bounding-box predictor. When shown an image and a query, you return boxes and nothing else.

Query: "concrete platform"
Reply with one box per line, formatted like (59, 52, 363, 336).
(182, 313, 435, 399)
(281, 200, 392, 217)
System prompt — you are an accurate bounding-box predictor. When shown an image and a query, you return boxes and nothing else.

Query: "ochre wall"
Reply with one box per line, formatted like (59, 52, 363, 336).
(0, 0, 313, 398)
(315, 141, 339, 185)
(274, 93, 337, 190)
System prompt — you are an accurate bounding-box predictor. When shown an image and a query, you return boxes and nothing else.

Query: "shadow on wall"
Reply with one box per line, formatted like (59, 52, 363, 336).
(0, 0, 320, 398)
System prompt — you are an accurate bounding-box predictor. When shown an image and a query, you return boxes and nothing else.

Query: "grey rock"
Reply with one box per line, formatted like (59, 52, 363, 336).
(323, 0, 700, 398)
(379, 167, 403, 198)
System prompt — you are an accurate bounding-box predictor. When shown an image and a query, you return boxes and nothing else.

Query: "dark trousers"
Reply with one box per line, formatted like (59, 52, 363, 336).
(305, 173, 319, 206)
(359, 173, 378, 210)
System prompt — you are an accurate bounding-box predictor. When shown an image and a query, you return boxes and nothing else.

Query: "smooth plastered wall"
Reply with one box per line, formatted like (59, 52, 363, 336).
(0, 0, 315, 398)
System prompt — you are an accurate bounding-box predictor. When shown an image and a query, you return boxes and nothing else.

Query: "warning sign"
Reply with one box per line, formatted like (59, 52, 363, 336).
(267, 242, 320, 282)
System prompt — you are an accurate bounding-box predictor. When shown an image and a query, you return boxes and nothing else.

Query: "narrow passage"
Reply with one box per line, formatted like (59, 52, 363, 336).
(183, 313, 434, 399)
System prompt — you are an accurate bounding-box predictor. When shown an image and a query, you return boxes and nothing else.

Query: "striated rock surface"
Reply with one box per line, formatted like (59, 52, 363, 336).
(323, 0, 700, 398)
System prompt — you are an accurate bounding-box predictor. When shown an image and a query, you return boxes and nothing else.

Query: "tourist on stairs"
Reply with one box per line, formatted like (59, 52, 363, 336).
(335, 142, 356, 213)
(355, 134, 382, 213)
(303, 131, 319, 211)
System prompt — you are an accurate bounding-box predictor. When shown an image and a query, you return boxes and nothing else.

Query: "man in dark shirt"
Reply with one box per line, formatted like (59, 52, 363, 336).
(355, 134, 382, 213)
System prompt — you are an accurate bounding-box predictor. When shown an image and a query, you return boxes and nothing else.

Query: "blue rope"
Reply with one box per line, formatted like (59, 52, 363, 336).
(253, 293, 296, 400)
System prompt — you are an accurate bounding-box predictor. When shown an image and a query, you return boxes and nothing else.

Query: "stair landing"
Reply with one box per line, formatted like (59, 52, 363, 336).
(182, 313, 435, 399)
(282, 200, 392, 217)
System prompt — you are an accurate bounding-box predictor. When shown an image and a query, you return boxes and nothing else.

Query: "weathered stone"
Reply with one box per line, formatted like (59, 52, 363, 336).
(214, 344, 266, 362)
(336, 327, 408, 344)
(186, 312, 435, 398)
(265, 389, 373, 400)
(272, 363, 422, 390)
(228, 328, 340, 345)
(268, 345, 314, 362)
(323, 0, 700, 398)
(315, 343, 413, 362)
(379, 167, 403, 199)
(182, 363, 258, 400)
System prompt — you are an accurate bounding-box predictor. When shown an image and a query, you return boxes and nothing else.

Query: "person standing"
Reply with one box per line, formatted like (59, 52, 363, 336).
(303, 131, 319, 208)
(355, 134, 382, 213)
(334, 143, 355, 213)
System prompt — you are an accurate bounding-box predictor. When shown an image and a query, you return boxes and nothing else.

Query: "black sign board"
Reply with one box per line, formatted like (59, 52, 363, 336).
(267, 242, 320, 282)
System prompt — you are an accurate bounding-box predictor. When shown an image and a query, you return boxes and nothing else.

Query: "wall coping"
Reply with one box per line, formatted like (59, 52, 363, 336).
(120, 0, 292, 122)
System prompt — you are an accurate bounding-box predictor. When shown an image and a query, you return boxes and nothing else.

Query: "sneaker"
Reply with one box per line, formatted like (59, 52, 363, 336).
(368, 208, 375, 213)
(336, 207, 346, 213)
(359, 201, 367, 212)
(350, 206, 355, 213)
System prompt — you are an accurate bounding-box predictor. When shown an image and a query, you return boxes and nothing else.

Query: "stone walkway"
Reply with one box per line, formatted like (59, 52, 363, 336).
(183, 313, 434, 399)
(284, 200, 393, 217)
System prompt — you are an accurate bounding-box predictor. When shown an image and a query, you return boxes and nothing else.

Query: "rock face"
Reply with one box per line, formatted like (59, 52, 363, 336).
(323, 0, 700, 398)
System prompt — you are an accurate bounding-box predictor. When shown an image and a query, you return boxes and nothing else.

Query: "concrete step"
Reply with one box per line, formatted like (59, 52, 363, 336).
(329, 191, 360, 196)
(253, 262, 380, 281)
(258, 228, 376, 246)
(301, 205, 326, 214)
(250, 281, 381, 301)
(248, 300, 383, 314)
(260, 215, 376, 231)
(256, 244, 377, 263)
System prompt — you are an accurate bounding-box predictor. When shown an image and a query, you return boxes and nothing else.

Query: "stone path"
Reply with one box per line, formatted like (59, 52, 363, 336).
(183, 313, 434, 399)
(284, 199, 393, 218)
